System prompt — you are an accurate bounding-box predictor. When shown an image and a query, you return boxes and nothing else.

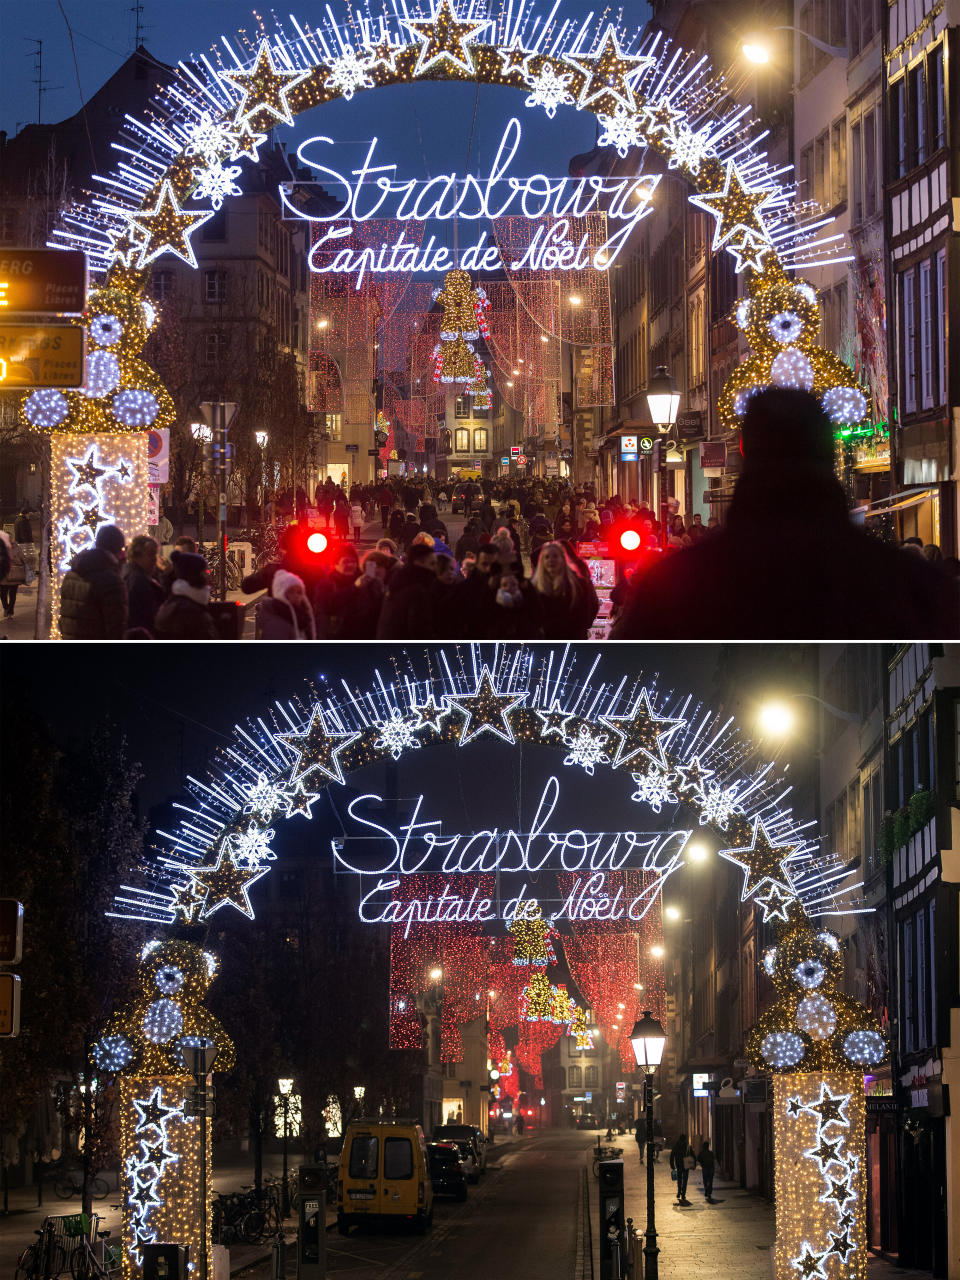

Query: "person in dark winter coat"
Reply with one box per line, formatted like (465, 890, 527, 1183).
(258, 568, 317, 639)
(670, 1134, 694, 1206)
(60, 524, 128, 639)
(312, 548, 369, 638)
(14, 510, 33, 544)
(124, 535, 164, 636)
(387, 507, 406, 543)
(449, 544, 500, 637)
(154, 551, 218, 639)
(529, 541, 599, 638)
(0, 532, 26, 617)
(375, 543, 440, 638)
(612, 388, 959, 639)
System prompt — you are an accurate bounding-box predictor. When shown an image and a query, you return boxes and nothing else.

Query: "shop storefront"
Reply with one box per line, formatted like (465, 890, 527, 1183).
(864, 1074, 898, 1256)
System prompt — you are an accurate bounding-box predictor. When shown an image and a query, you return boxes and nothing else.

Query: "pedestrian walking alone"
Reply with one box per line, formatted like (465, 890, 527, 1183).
(634, 1117, 644, 1165)
(698, 1139, 717, 1203)
(670, 1134, 694, 1206)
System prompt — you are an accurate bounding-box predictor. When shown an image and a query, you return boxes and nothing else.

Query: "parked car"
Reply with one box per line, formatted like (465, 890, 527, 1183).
(427, 1141, 468, 1201)
(336, 1121, 433, 1235)
(432, 1125, 484, 1180)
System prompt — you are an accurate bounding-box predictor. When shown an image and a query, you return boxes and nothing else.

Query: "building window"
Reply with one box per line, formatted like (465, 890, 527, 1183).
(902, 915, 915, 1052)
(568, 1066, 582, 1088)
(863, 110, 877, 217)
(911, 63, 927, 167)
(204, 270, 227, 303)
(902, 270, 917, 414)
(892, 79, 907, 177)
(152, 270, 174, 301)
(473, 427, 488, 452)
(201, 208, 227, 241)
(920, 259, 934, 409)
(937, 249, 947, 404)
(203, 331, 227, 365)
(931, 44, 946, 151)
(455, 427, 469, 452)
(455, 396, 470, 418)
(0, 210, 17, 243)
(851, 122, 863, 223)
(814, 131, 828, 206)
(584, 1065, 598, 1087)
(830, 118, 847, 205)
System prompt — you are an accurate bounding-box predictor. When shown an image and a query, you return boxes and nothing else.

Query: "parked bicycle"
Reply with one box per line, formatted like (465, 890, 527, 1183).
(15, 1220, 66, 1280)
(53, 1171, 109, 1201)
(69, 1228, 120, 1280)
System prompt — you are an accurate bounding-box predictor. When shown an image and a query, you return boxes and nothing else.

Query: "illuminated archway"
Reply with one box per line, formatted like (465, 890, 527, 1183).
(96, 645, 886, 1278)
(21, 0, 869, 630)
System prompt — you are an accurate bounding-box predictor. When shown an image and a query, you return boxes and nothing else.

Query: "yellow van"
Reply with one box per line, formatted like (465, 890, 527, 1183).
(336, 1121, 433, 1234)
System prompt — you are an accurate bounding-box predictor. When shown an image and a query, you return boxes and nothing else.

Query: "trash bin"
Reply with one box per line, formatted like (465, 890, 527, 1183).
(142, 1242, 188, 1280)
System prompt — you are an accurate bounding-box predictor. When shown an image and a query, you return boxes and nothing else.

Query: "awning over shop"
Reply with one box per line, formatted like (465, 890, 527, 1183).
(853, 487, 938, 518)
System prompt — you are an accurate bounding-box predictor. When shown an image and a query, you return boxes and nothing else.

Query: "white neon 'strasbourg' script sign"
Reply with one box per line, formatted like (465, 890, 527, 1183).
(332, 776, 687, 935)
(281, 117, 660, 287)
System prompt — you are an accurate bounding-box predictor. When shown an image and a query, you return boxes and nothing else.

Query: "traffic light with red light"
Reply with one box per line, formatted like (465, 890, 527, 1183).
(618, 528, 642, 553)
(306, 531, 329, 555)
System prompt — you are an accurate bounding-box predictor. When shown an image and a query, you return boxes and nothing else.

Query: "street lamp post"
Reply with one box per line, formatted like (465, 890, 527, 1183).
(278, 1077, 293, 1219)
(645, 366, 680, 548)
(190, 422, 212, 550)
(255, 431, 268, 530)
(630, 1011, 666, 1280)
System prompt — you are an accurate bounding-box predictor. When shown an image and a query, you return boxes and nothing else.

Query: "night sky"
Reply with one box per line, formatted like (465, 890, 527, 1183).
(0, 643, 723, 818)
(2, 0, 653, 182)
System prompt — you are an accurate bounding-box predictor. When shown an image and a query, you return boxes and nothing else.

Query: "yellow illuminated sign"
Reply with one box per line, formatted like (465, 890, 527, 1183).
(0, 324, 85, 388)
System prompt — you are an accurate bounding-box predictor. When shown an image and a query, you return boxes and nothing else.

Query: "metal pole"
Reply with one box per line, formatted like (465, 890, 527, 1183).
(200, 1077, 209, 1280)
(218, 400, 227, 602)
(281, 1097, 290, 1220)
(644, 1071, 659, 1280)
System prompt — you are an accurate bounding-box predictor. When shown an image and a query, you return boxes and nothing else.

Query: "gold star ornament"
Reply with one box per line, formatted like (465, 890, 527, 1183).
(131, 180, 215, 270)
(446, 667, 525, 745)
(599, 688, 685, 769)
(689, 160, 775, 254)
(400, 0, 489, 77)
(189, 845, 268, 920)
(564, 25, 655, 113)
(718, 816, 795, 902)
(223, 39, 311, 128)
(279, 706, 360, 786)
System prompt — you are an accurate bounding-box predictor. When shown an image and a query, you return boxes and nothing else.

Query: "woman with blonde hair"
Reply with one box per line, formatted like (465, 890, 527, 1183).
(529, 541, 599, 639)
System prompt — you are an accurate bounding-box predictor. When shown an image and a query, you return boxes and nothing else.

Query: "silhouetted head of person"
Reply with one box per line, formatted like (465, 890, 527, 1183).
(733, 388, 847, 525)
(740, 388, 835, 477)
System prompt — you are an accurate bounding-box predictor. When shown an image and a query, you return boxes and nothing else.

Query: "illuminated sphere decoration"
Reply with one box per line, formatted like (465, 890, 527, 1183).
(92, 1033, 135, 1073)
(84, 350, 122, 398)
(766, 310, 804, 344)
(796, 994, 837, 1040)
(113, 388, 160, 427)
(842, 1029, 886, 1066)
(769, 347, 814, 390)
(142, 997, 184, 1044)
(24, 389, 70, 430)
(155, 965, 185, 995)
(822, 384, 868, 425)
(792, 957, 826, 990)
(90, 314, 125, 346)
(760, 1031, 805, 1068)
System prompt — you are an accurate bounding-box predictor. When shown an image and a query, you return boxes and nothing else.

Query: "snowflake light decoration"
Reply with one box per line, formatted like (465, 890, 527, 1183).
(562, 726, 610, 775)
(697, 781, 742, 829)
(373, 709, 422, 760)
(523, 62, 575, 118)
(630, 762, 677, 813)
(192, 157, 243, 210)
(324, 46, 376, 99)
(597, 106, 644, 158)
(243, 772, 288, 821)
(226, 822, 277, 869)
(666, 119, 715, 174)
(184, 111, 240, 163)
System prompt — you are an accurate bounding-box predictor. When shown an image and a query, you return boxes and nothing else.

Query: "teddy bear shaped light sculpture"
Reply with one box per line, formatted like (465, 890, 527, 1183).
(717, 263, 869, 438)
(745, 911, 886, 1280)
(90, 940, 234, 1280)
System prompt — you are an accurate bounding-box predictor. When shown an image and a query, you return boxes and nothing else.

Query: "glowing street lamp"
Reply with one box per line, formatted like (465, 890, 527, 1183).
(630, 1011, 666, 1280)
(742, 42, 770, 63)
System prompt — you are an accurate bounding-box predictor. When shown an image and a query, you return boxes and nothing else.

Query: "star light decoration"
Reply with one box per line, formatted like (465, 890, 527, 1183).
(689, 161, 776, 275)
(131, 180, 215, 270)
(223, 39, 311, 128)
(446, 667, 525, 745)
(563, 24, 655, 113)
(279, 707, 361, 786)
(57, 441, 136, 570)
(185, 844, 269, 919)
(125, 1085, 185, 1266)
(400, 0, 489, 76)
(718, 816, 795, 905)
(599, 688, 685, 770)
(536, 701, 576, 739)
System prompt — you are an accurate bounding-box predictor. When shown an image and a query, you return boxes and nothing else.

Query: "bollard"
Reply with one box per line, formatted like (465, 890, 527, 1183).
(273, 1231, 287, 1280)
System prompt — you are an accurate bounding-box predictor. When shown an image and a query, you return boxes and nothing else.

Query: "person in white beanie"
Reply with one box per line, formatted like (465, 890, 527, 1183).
(257, 568, 317, 640)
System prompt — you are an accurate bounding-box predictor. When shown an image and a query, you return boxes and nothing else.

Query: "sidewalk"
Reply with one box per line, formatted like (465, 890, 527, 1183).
(591, 1153, 930, 1280)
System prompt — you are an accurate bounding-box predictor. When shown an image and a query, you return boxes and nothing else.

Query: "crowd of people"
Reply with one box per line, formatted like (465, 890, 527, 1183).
(6, 389, 954, 640)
